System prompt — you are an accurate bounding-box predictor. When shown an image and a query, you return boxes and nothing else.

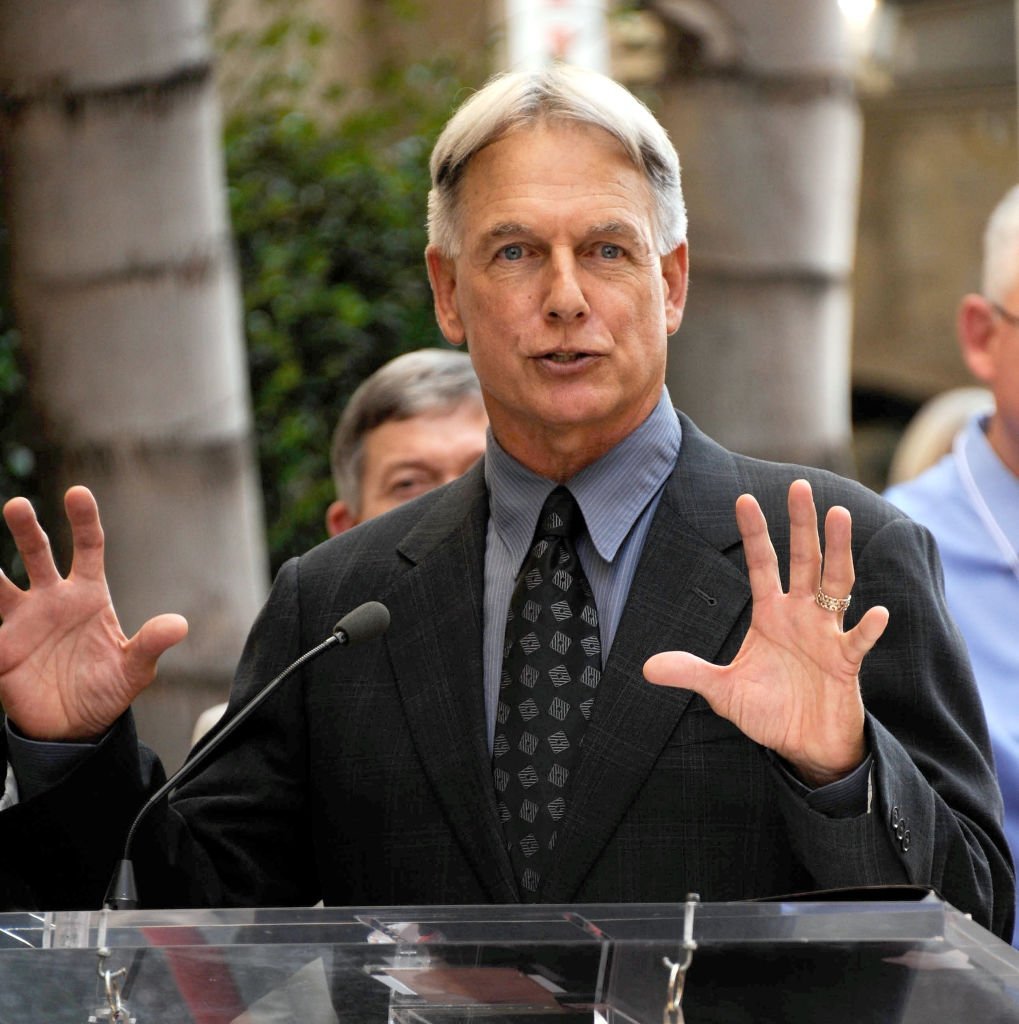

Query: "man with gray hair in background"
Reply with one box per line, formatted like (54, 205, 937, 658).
(0, 64, 1012, 941)
(886, 184, 1019, 942)
(326, 348, 487, 536)
(195, 346, 488, 740)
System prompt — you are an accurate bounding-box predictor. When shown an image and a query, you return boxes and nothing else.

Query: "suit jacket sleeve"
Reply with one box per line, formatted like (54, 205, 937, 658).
(769, 510, 1014, 938)
(0, 555, 321, 910)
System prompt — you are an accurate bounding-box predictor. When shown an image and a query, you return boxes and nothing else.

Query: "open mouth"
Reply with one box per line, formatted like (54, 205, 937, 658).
(542, 351, 589, 363)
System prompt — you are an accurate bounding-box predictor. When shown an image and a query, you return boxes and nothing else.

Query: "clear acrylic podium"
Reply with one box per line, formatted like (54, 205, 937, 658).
(3, 893, 1019, 1022)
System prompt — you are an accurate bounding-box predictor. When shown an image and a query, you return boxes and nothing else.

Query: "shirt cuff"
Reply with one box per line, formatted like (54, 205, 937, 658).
(772, 753, 873, 819)
(5, 719, 101, 803)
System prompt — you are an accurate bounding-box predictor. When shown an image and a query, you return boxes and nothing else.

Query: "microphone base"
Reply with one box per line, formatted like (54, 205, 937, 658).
(104, 859, 139, 910)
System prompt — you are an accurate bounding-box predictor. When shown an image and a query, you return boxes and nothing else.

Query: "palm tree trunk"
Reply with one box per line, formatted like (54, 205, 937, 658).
(652, 0, 860, 473)
(0, 0, 269, 768)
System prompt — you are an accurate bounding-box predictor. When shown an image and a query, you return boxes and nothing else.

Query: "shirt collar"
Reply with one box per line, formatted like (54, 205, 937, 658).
(486, 389, 682, 568)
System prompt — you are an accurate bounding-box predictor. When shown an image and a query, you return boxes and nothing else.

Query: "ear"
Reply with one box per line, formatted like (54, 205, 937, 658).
(661, 242, 689, 336)
(426, 245, 467, 346)
(957, 293, 998, 384)
(326, 500, 358, 537)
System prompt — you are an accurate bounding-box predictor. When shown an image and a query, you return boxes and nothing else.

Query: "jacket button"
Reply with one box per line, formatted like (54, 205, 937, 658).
(890, 805, 909, 849)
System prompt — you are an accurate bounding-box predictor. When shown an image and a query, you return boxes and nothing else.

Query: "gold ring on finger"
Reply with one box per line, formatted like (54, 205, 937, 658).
(815, 588, 851, 613)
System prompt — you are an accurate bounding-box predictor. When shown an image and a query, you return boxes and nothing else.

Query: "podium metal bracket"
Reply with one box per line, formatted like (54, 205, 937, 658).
(662, 893, 699, 1024)
(89, 945, 135, 1023)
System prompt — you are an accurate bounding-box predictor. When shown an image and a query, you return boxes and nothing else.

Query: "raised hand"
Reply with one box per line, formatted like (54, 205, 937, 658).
(644, 478, 889, 788)
(0, 486, 188, 741)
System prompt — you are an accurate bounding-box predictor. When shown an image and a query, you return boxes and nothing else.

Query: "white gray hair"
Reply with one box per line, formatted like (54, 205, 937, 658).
(427, 63, 686, 258)
(982, 184, 1019, 302)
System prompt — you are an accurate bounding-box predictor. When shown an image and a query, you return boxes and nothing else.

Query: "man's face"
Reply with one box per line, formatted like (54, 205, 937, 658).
(959, 285, 1019, 476)
(989, 287, 1019, 464)
(327, 401, 488, 534)
(426, 122, 687, 477)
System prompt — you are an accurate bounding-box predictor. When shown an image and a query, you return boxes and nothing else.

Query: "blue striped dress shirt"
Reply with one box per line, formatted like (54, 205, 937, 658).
(482, 388, 681, 752)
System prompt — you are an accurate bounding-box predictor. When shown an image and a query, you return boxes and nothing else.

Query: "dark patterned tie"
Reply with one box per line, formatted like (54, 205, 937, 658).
(493, 486, 602, 900)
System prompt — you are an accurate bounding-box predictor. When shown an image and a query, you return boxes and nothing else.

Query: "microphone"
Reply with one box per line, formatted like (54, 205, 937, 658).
(104, 600, 391, 910)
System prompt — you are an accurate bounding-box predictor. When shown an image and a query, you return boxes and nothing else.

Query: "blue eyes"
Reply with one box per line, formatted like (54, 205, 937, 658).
(498, 243, 623, 261)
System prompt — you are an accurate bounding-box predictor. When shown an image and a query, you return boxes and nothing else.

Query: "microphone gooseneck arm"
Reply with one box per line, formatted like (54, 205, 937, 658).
(104, 600, 391, 910)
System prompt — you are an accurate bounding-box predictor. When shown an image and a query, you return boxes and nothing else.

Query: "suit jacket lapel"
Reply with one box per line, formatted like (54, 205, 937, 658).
(382, 464, 519, 901)
(542, 418, 754, 902)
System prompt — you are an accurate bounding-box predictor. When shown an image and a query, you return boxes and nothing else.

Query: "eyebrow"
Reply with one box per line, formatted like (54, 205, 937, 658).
(487, 222, 530, 240)
(485, 220, 642, 241)
(588, 221, 637, 238)
(381, 458, 438, 475)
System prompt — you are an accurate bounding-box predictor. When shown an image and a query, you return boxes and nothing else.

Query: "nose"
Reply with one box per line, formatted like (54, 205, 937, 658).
(542, 251, 589, 323)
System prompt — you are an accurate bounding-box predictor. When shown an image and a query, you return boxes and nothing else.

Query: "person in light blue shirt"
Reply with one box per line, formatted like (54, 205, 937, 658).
(885, 184, 1019, 943)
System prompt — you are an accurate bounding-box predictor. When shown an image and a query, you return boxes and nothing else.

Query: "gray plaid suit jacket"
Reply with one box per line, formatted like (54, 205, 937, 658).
(1, 413, 1013, 937)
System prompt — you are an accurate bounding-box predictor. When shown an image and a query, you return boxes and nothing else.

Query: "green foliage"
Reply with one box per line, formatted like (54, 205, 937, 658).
(0, 0, 476, 579)
(221, 15, 472, 569)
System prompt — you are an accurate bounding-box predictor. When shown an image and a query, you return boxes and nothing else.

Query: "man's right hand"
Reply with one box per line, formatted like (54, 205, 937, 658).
(0, 486, 188, 742)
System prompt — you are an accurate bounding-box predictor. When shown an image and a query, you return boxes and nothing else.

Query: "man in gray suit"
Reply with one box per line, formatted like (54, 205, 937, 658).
(0, 65, 1012, 938)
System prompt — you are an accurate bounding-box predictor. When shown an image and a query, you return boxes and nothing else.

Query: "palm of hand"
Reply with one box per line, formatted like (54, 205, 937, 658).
(0, 573, 137, 740)
(704, 587, 869, 786)
(0, 488, 188, 742)
(644, 480, 889, 788)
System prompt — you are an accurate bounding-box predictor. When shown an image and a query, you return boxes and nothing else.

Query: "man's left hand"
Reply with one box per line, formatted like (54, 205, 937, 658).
(644, 478, 890, 788)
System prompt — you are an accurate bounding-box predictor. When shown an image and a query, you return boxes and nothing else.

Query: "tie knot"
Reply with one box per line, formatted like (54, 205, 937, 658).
(538, 486, 582, 540)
